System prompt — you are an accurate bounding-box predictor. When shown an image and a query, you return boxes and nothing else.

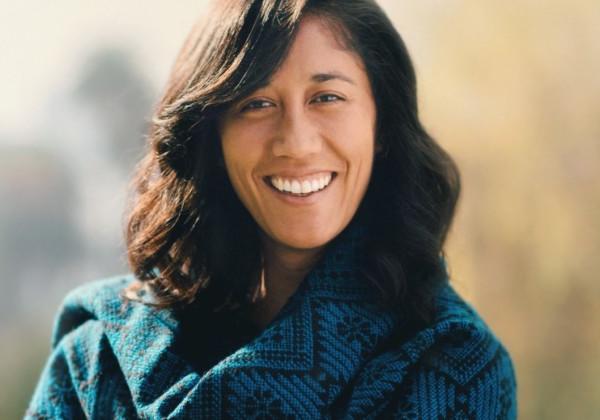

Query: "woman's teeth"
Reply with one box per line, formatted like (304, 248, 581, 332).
(269, 173, 333, 195)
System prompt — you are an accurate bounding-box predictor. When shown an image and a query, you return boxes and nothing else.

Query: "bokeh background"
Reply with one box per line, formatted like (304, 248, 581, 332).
(1, 1, 598, 418)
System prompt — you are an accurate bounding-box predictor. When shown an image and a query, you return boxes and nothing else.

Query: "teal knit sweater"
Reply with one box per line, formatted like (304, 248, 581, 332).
(26, 231, 516, 419)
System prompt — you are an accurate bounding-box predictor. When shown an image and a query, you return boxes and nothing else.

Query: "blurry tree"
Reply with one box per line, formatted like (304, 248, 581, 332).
(38, 45, 154, 280)
(0, 144, 84, 418)
(1, 45, 154, 419)
(72, 47, 153, 175)
(0, 146, 82, 323)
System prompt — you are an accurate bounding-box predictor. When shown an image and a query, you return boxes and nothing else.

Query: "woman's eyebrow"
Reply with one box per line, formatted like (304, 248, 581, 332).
(311, 71, 356, 85)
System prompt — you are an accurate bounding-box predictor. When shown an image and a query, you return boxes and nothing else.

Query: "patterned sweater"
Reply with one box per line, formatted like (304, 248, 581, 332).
(26, 233, 517, 419)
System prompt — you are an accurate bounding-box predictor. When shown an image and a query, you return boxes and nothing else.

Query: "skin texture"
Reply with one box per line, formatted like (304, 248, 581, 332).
(219, 16, 377, 327)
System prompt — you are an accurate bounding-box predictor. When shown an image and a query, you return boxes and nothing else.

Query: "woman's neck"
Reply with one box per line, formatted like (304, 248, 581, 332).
(248, 237, 324, 330)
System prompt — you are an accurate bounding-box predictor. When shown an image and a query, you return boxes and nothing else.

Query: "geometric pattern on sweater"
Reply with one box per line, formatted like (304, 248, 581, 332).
(229, 298, 314, 370)
(334, 284, 517, 419)
(26, 225, 517, 419)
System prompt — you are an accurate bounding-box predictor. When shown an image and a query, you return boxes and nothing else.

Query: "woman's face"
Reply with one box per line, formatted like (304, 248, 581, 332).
(219, 16, 376, 252)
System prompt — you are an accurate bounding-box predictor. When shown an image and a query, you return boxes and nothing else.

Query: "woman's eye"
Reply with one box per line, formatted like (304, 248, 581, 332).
(241, 100, 273, 112)
(312, 94, 343, 104)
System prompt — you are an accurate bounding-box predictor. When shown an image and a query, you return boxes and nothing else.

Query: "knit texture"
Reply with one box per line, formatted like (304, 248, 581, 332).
(26, 228, 516, 419)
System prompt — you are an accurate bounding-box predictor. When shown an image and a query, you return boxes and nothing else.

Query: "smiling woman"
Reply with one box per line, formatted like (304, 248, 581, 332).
(26, 1, 517, 419)
(218, 17, 377, 324)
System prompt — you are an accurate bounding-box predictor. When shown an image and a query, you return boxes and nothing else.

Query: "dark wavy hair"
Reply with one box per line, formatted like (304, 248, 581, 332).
(125, 0, 460, 326)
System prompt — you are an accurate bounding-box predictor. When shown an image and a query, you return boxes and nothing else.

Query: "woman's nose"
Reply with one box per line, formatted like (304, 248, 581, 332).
(271, 106, 322, 158)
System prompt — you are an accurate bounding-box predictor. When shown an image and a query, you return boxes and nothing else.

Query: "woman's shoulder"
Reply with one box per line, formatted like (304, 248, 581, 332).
(407, 284, 516, 417)
(49, 274, 178, 348)
(49, 275, 131, 344)
(26, 275, 147, 419)
(412, 283, 516, 387)
(340, 283, 517, 419)
(427, 283, 508, 348)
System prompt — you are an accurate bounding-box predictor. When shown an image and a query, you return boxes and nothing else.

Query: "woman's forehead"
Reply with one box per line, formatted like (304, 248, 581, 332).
(263, 16, 366, 87)
(295, 13, 355, 55)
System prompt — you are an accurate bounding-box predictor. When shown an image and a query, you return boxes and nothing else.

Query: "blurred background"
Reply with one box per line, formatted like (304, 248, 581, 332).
(1, 0, 598, 418)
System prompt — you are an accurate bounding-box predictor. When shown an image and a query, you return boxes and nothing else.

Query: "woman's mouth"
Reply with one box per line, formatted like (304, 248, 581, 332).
(264, 172, 336, 197)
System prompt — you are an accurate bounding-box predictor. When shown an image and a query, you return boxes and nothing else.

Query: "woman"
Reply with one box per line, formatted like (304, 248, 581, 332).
(27, 0, 517, 418)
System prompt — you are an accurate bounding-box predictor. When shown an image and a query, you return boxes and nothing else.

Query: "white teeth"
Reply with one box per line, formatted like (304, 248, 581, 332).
(301, 180, 311, 194)
(291, 180, 301, 194)
(269, 173, 334, 195)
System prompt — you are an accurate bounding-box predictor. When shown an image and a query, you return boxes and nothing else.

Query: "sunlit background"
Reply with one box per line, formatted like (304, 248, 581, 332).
(1, 1, 598, 418)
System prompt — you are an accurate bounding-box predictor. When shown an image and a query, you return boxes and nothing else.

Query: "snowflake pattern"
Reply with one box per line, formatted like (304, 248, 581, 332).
(336, 314, 374, 349)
